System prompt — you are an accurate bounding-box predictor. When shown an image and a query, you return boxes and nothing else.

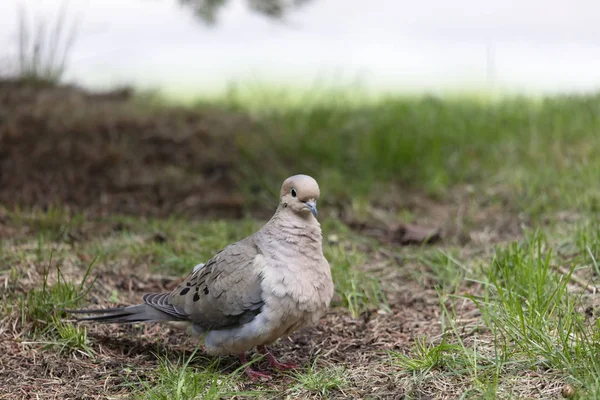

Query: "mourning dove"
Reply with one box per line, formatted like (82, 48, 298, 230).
(68, 174, 334, 380)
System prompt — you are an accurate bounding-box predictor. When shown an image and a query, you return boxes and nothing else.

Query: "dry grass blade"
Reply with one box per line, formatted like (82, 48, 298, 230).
(14, 1, 78, 84)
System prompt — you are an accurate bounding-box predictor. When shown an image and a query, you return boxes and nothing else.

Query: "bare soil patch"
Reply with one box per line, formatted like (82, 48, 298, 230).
(0, 80, 253, 218)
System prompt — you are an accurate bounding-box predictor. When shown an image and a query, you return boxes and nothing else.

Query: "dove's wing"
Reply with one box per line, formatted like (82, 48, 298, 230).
(167, 237, 265, 330)
(69, 237, 265, 328)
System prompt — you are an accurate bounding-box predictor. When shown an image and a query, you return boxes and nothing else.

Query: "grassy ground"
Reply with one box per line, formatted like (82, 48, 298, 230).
(1, 84, 600, 399)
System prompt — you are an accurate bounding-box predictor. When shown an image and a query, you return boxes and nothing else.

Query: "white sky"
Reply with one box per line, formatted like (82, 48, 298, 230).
(1, 0, 600, 95)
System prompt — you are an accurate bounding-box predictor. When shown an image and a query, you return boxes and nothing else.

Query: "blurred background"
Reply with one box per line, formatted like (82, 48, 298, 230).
(2, 0, 600, 96)
(1, 0, 600, 222)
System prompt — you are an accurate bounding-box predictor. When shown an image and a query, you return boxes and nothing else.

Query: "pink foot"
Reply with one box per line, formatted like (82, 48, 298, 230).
(239, 353, 271, 381)
(258, 345, 298, 370)
(245, 368, 272, 381)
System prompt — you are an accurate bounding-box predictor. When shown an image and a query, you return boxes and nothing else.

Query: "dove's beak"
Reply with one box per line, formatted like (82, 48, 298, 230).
(305, 200, 318, 218)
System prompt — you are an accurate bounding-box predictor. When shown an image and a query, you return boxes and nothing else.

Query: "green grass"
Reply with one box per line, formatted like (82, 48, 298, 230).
(288, 359, 349, 397)
(394, 224, 600, 398)
(135, 352, 348, 399)
(474, 231, 600, 397)
(8, 205, 85, 240)
(133, 349, 267, 399)
(417, 249, 469, 293)
(215, 90, 600, 216)
(326, 243, 388, 318)
(96, 217, 263, 276)
(12, 252, 97, 356)
(393, 336, 469, 374)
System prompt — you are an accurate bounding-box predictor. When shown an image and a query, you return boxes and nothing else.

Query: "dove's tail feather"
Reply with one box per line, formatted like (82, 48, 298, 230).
(66, 303, 184, 324)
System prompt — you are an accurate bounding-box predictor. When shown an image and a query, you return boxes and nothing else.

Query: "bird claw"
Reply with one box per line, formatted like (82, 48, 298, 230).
(240, 353, 272, 381)
(240, 347, 298, 381)
(267, 358, 298, 370)
(258, 345, 298, 371)
(245, 368, 272, 381)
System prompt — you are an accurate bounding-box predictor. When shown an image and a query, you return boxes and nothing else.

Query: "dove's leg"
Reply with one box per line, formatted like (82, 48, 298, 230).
(239, 353, 271, 381)
(258, 345, 298, 370)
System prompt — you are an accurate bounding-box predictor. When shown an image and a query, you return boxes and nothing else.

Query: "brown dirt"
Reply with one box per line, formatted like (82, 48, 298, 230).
(0, 80, 254, 218)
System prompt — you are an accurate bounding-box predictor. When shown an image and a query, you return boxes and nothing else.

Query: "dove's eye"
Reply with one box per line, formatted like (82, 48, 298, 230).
(291, 188, 297, 197)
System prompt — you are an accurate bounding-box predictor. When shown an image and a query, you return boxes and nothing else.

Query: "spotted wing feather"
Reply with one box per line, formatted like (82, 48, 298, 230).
(168, 237, 265, 330)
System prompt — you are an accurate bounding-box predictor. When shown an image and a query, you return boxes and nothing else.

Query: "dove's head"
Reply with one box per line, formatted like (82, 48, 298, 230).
(280, 174, 320, 218)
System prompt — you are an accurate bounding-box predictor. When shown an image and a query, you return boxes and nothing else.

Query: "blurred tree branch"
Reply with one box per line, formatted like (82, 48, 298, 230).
(179, 0, 313, 24)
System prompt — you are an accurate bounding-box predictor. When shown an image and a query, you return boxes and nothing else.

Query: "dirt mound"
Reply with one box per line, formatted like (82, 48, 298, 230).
(0, 80, 254, 217)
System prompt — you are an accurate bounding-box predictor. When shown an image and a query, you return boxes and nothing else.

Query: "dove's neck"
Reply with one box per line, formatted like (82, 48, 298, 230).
(273, 204, 321, 231)
(258, 205, 323, 253)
